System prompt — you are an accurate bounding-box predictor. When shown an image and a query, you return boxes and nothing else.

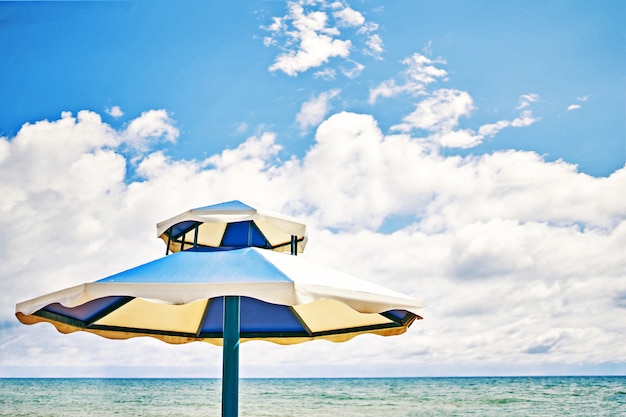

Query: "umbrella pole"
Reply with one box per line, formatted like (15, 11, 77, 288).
(291, 235, 297, 256)
(222, 295, 240, 417)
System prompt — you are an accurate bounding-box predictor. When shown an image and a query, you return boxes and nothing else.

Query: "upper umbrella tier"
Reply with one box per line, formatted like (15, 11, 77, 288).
(157, 200, 308, 254)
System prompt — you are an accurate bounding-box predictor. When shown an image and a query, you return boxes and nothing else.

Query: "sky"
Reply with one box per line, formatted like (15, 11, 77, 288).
(0, 0, 625, 378)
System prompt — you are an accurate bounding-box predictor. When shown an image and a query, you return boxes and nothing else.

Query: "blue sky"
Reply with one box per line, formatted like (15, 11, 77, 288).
(1, 1, 625, 378)
(2, 1, 623, 175)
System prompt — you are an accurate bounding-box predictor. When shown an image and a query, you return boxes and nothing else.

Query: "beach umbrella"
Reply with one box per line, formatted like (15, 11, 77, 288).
(15, 205, 424, 417)
(156, 200, 308, 255)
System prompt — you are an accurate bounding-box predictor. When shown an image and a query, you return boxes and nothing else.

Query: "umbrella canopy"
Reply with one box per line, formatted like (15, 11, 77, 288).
(16, 202, 424, 417)
(16, 247, 423, 345)
(156, 200, 308, 254)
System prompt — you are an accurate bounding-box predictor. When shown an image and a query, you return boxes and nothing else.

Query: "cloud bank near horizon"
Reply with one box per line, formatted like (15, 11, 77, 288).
(1, 100, 624, 375)
(1, 0, 623, 375)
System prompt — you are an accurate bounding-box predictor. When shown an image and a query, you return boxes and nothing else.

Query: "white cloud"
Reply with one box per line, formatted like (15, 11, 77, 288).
(359, 21, 384, 60)
(434, 129, 483, 148)
(394, 88, 475, 132)
(368, 79, 403, 102)
(296, 89, 341, 131)
(341, 60, 364, 78)
(314, 67, 337, 80)
(121, 109, 179, 150)
(357, 21, 379, 35)
(422, 40, 433, 55)
(265, 16, 283, 33)
(0, 111, 122, 202)
(365, 34, 383, 59)
(267, 2, 350, 76)
(333, 7, 365, 27)
(392, 91, 539, 148)
(263, 36, 276, 47)
(0, 136, 10, 165)
(510, 109, 539, 127)
(2, 108, 625, 377)
(106, 105, 124, 118)
(370, 53, 539, 149)
(369, 53, 448, 104)
(206, 132, 282, 170)
(269, 29, 351, 76)
(234, 122, 248, 135)
(478, 109, 539, 137)
(517, 93, 539, 109)
(477, 119, 512, 138)
(567, 96, 589, 111)
(403, 53, 448, 85)
(264, 1, 383, 77)
(297, 113, 625, 372)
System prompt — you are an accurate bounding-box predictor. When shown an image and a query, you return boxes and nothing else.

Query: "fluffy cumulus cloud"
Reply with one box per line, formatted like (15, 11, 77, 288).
(105, 105, 124, 118)
(0, 110, 179, 309)
(263, 0, 382, 76)
(391, 89, 540, 148)
(396, 89, 475, 132)
(372, 54, 540, 148)
(364, 34, 383, 58)
(2, 103, 625, 376)
(121, 109, 179, 150)
(332, 5, 365, 27)
(517, 93, 539, 110)
(296, 89, 341, 131)
(369, 53, 449, 104)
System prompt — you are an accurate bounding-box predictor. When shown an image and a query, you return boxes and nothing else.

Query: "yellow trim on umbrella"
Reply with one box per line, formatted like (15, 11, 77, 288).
(16, 312, 413, 346)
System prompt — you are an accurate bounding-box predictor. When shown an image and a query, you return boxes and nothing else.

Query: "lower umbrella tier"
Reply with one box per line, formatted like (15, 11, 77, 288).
(16, 296, 421, 345)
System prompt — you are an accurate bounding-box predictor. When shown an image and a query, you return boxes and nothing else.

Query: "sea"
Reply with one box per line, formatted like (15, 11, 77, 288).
(0, 377, 624, 417)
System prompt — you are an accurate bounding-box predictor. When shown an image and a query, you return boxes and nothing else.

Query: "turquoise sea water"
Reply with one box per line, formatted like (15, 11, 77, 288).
(0, 377, 624, 416)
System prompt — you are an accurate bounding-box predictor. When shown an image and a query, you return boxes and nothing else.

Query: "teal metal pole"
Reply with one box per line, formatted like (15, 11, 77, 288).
(222, 296, 240, 417)
(290, 235, 297, 256)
